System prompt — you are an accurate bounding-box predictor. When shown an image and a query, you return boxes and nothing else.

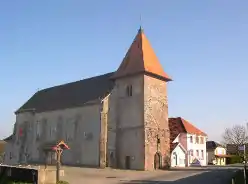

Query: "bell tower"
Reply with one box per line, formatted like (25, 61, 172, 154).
(111, 27, 172, 170)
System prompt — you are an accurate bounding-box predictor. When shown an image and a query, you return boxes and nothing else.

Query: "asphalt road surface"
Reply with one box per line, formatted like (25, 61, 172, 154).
(61, 166, 241, 184)
(122, 169, 239, 184)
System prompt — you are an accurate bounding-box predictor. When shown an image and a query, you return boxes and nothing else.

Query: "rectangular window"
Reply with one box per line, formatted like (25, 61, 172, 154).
(190, 136, 193, 143)
(200, 137, 204, 144)
(36, 121, 41, 136)
(190, 150, 193, 156)
(126, 85, 133, 97)
(201, 150, 204, 158)
(196, 136, 199, 144)
(196, 150, 199, 157)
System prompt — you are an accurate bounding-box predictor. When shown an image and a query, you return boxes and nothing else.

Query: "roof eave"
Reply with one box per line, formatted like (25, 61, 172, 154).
(110, 71, 172, 82)
(171, 143, 187, 153)
(15, 108, 36, 115)
(3, 135, 13, 142)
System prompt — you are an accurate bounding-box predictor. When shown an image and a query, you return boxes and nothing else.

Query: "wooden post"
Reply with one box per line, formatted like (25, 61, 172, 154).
(244, 144, 246, 184)
(45, 152, 48, 169)
(56, 148, 63, 184)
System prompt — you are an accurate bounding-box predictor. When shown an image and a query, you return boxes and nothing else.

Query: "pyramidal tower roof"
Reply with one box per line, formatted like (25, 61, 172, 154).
(111, 28, 172, 81)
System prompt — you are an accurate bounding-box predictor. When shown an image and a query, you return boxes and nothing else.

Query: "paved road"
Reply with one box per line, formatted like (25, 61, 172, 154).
(60, 166, 241, 184)
(123, 169, 239, 184)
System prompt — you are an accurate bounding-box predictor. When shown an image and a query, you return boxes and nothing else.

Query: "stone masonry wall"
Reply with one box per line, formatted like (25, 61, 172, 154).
(99, 95, 109, 168)
(144, 75, 170, 170)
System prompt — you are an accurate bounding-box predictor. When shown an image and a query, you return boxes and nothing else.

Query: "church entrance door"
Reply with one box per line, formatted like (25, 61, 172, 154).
(125, 156, 131, 169)
(154, 152, 161, 170)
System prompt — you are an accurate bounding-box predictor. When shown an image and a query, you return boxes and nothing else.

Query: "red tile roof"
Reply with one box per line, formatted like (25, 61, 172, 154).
(181, 118, 207, 136)
(111, 28, 172, 81)
(169, 117, 207, 136)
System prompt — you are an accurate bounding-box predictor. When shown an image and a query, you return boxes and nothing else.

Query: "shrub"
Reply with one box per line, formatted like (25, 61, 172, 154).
(57, 181, 69, 184)
(229, 155, 242, 164)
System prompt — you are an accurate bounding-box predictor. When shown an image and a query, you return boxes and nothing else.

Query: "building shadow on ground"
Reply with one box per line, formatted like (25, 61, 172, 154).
(119, 169, 237, 184)
(169, 167, 212, 172)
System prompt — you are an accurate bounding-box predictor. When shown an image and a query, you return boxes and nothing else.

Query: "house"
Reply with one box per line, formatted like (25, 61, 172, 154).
(206, 141, 228, 165)
(169, 117, 207, 167)
(226, 144, 248, 155)
(0, 140, 7, 163)
(4, 27, 172, 170)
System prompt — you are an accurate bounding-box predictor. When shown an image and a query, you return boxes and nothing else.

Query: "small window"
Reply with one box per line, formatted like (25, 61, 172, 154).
(201, 150, 204, 158)
(190, 136, 193, 143)
(200, 137, 204, 144)
(110, 151, 114, 158)
(196, 150, 199, 156)
(126, 85, 133, 97)
(157, 137, 160, 144)
(196, 136, 199, 144)
(190, 150, 193, 156)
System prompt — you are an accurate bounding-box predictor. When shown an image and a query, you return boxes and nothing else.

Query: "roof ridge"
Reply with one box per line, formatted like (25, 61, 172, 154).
(39, 72, 114, 93)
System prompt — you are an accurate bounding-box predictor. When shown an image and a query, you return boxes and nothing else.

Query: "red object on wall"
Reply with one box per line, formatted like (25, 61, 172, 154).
(19, 128, 23, 136)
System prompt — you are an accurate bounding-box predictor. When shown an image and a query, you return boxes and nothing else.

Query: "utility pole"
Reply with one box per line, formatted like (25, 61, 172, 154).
(244, 144, 246, 184)
(245, 122, 248, 184)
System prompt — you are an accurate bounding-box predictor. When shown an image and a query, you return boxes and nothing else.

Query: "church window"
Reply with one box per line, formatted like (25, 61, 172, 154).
(36, 121, 41, 136)
(110, 151, 114, 158)
(126, 85, 133, 97)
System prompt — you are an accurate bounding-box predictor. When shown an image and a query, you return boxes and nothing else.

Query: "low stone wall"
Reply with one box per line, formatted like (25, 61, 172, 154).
(0, 164, 38, 183)
(38, 169, 64, 184)
(0, 164, 64, 184)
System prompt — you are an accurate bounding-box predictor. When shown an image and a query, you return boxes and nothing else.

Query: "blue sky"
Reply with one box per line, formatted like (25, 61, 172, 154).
(0, 0, 248, 141)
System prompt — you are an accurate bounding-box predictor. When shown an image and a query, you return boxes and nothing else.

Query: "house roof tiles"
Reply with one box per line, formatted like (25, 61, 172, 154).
(206, 141, 222, 150)
(169, 117, 207, 136)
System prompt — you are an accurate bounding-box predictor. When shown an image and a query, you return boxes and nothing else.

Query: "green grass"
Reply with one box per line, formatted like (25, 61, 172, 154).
(0, 175, 32, 184)
(57, 181, 69, 184)
(6, 182, 32, 184)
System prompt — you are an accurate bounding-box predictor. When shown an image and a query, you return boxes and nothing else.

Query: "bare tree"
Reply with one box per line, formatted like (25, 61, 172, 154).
(222, 125, 248, 153)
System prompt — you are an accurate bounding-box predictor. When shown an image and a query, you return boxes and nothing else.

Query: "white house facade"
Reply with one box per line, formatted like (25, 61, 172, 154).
(170, 143, 186, 167)
(187, 133, 207, 166)
(169, 117, 208, 167)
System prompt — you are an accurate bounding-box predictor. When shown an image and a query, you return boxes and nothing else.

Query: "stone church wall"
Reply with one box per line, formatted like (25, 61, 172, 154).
(144, 75, 170, 170)
(7, 104, 102, 167)
(110, 75, 145, 170)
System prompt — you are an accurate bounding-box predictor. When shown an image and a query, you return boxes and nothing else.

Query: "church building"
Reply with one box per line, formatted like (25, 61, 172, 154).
(4, 28, 172, 170)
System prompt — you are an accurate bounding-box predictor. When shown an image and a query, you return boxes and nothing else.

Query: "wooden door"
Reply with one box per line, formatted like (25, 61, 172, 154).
(125, 156, 131, 169)
(154, 153, 161, 169)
